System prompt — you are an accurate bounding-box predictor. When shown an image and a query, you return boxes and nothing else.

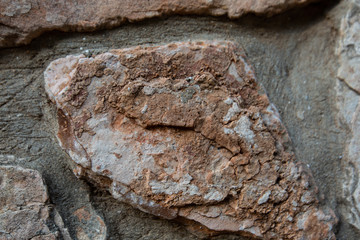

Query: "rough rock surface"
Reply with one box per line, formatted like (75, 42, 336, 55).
(72, 206, 107, 240)
(337, 0, 360, 232)
(45, 41, 337, 239)
(337, 0, 360, 94)
(0, 0, 320, 47)
(0, 165, 59, 240)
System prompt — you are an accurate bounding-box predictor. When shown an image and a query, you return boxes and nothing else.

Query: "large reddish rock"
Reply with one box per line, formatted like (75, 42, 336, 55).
(1, 0, 319, 47)
(45, 41, 336, 239)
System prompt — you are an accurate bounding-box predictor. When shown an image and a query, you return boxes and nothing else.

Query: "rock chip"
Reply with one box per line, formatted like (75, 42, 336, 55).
(45, 41, 337, 239)
(0, 0, 319, 47)
(337, 0, 360, 232)
(0, 165, 58, 239)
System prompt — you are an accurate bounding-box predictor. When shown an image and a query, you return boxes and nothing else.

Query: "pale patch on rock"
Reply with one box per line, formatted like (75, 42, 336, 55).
(223, 101, 241, 123)
(228, 62, 243, 83)
(257, 190, 271, 205)
(150, 174, 200, 196)
(233, 115, 255, 145)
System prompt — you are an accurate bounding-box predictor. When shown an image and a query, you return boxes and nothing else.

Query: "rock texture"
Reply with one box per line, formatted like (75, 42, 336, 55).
(0, 0, 320, 47)
(0, 165, 59, 240)
(45, 41, 336, 239)
(337, 0, 360, 232)
(72, 206, 107, 240)
(337, 0, 360, 94)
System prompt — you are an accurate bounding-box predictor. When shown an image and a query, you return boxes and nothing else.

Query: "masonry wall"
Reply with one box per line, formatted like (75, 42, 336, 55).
(1, 0, 359, 239)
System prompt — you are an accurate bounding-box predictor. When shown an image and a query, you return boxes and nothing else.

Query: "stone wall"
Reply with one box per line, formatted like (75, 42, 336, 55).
(1, 0, 360, 239)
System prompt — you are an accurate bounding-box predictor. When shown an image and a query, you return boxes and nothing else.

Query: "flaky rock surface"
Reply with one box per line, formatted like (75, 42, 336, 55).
(337, 0, 360, 232)
(0, 0, 319, 47)
(45, 41, 336, 239)
(0, 166, 58, 240)
(72, 206, 107, 240)
(337, 0, 360, 94)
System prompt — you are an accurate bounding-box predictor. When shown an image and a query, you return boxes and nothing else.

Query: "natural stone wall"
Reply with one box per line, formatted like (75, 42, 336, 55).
(1, 0, 359, 239)
(0, 0, 319, 47)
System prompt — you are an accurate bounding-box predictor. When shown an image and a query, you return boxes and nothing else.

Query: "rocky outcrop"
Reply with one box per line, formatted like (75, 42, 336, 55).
(0, 165, 60, 240)
(0, 0, 320, 47)
(337, 0, 360, 232)
(45, 41, 337, 239)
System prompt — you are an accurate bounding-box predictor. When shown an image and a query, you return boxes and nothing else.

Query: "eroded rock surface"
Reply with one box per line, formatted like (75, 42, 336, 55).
(337, 0, 360, 94)
(45, 41, 336, 239)
(0, 0, 320, 47)
(72, 206, 107, 240)
(0, 166, 58, 240)
(337, 0, 360, 232)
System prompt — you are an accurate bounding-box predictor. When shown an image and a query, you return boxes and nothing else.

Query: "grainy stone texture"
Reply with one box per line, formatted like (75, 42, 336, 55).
(337, 0, 360, 94)
(0, 0, 320, 47)
(45, 41, 337, 239)
(337, 0, 360, 233)
(0, 165, 59, 240)
(72, 206, 107, 240)
(0, 164, 106, 240)
(0, 1, 356, 238)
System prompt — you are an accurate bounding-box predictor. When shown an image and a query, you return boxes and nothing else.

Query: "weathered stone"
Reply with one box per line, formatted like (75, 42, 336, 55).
(0, 0, 320, 47)
(0, 165, 58, 240)
(72, 206, 107, 240)
(337, 0, 360, 232)
(45, 41, 336, 239)
(53, 209, 72, 240)
(337, 0, 360, 94)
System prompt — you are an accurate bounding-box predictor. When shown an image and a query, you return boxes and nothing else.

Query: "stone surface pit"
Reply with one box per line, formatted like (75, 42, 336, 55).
(44, 41, 336, 239)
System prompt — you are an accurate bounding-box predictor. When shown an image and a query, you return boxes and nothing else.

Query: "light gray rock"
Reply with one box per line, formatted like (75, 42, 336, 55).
(337, 0, 360, 231)
(337, 0, 360, 94)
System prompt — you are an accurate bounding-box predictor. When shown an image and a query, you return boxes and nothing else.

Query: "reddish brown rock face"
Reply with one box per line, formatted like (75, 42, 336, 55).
(45, 41, 336, 239)
(0, 0, 319, 47)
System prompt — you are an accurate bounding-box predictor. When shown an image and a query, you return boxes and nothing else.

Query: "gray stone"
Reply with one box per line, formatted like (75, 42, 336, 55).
(337, 0, 360, 231)
(0, 165, 58, 240)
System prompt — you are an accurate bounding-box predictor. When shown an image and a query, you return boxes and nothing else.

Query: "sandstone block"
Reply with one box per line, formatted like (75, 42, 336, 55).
(1, 0, 319, 47)
(45, 41, 336, 239)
